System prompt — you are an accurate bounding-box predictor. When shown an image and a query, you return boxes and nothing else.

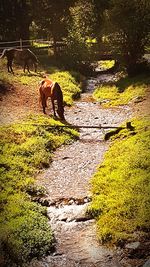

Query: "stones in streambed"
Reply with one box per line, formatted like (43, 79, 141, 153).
(47, 202, 92, 223)
(32, 196, 92, 208)
(143, 259, 150, 267)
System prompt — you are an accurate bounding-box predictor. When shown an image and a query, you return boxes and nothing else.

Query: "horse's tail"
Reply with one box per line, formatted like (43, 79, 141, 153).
(0, 49, 7, 59)
(54, 82, 65, 120)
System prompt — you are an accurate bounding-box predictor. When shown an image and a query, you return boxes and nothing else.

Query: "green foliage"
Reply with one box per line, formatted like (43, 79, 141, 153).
(0, 115, 79, 264)
(89, 117, 150, 244)
(93, 74, 150, 107)
(61, 0, 96, 70)
(106, 0, 150, 75)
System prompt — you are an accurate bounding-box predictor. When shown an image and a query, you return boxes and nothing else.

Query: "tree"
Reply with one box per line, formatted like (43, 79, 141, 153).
(32, 0, 73, 55)
(0, 0, 32, 42)
(62, 0, 97, 72)
(106, 0, 150, 75)
(92, 0, 110, 44)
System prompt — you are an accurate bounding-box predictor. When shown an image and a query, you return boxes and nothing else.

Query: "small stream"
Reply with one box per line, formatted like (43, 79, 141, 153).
(29, 73, 132, 267)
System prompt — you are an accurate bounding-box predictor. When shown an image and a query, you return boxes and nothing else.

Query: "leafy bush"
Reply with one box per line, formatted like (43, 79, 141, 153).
(89, 117, 150, 244)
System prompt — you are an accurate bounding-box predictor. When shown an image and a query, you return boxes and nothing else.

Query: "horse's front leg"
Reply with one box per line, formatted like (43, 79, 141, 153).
(51, 98, 57, 117)
(43, 106, 46, 114)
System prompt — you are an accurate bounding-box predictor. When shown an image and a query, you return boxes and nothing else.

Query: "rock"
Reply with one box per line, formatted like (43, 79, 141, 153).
(143, 259, 150, 267)
(133, 96, 144, 103)
(125, 241, 140, 250)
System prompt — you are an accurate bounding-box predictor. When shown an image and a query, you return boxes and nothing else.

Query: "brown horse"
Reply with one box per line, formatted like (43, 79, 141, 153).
(0, 48, 38, 73)
(39, 78, 65, 120)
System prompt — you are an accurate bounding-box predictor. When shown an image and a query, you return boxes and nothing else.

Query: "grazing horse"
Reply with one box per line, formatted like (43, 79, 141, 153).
(0, 48, 38, 73)
(39, 78, 65, 120)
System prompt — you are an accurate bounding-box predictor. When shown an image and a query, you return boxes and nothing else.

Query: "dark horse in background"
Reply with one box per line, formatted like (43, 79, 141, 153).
(0, 48, 38, 73)
(39, 78, 65, 120)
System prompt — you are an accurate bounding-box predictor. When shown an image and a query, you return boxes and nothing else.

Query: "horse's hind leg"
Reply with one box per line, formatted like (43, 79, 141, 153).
(24, 60, 30, 73)
(23, 62, 26, 72)
(7, 62, 10, 72)
(7, 60, 14, 74)
(42, 95, 47, 114)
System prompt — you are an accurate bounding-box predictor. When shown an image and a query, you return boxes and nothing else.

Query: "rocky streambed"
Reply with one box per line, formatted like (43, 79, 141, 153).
(28, 74, 149, 267)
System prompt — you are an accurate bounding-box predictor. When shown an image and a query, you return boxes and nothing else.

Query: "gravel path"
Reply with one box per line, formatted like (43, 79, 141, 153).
(36, 94, 131, 201)
(32, 74, 133, 267)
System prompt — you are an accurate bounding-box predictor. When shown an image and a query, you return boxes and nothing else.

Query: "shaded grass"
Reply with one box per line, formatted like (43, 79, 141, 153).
(93, 73, 150, 107)
(89, 117, 150, 245)
(0, 114, 79, 264)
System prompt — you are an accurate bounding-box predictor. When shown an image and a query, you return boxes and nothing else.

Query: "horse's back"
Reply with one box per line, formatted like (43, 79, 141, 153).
(39, 78, 54, 97)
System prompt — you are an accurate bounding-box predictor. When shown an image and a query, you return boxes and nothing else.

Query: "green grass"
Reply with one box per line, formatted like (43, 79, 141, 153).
(93, 74, 150, 107)
(89, 117, 150, 245)
(0, 115, 79, 264)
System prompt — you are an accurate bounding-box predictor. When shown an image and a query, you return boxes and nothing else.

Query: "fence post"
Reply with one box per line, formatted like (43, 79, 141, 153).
(20, 38, 22, 50)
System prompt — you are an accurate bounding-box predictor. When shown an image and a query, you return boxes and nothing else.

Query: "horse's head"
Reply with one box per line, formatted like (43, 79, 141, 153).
(57, 104, 65, 120)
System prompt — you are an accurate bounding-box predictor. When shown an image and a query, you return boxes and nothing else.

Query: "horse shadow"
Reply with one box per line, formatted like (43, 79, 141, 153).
(0, 82, 14, 96)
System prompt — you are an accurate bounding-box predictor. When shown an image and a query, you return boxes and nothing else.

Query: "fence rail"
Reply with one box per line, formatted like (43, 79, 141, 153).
(0, 38, 66, 54)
